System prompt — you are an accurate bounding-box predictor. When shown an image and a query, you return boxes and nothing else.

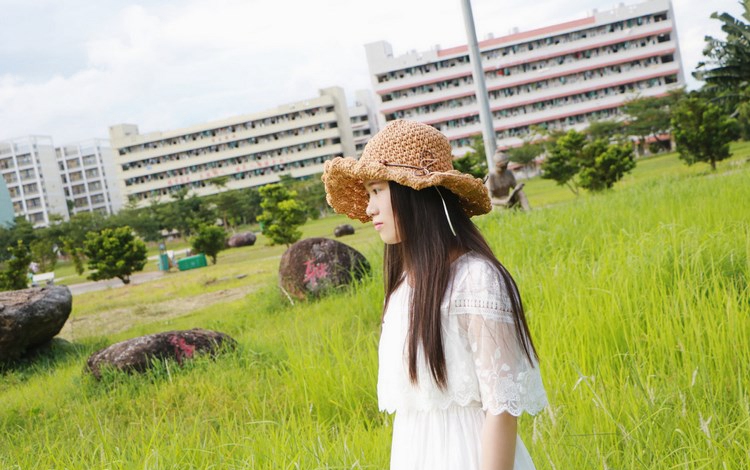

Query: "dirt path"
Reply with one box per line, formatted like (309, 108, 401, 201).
(59, 284, 259, 341)
(66, 271, 168, 295)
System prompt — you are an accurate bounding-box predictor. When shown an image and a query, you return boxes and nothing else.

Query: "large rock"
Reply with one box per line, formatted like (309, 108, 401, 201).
(0, 286, 72, 362)
(86, 328, 236, 379)
(279, 237, 370, 300)
(334, 224, 355, 237)
(227, 232, 257, 248)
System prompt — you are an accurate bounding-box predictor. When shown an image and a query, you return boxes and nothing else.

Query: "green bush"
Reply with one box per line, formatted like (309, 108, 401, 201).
(83, 226, 148, 285)
(191, 225, 227, 265)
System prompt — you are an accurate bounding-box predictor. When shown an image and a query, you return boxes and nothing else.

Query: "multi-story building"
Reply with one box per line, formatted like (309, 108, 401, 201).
(109, 87, 355, 206)
(349, 90, 380, 156)
(366, 0, 684, 152)
(56, 139, 123, 216)
(0, 136, 68, 227)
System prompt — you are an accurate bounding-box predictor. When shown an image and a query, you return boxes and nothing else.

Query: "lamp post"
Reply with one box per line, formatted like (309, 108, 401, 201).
(460, 0, 497, 171)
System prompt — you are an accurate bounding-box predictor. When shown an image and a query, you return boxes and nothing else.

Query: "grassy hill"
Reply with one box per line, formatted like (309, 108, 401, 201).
(1, 146, 749, 469)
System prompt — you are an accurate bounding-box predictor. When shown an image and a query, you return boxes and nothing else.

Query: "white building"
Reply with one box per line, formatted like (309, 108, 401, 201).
(366, 0, 684, 152)
(0, 136, 68, 227)
(349, 90, 380, 156)
(56, 139, 123, 216)
(109, 87, 355, 207)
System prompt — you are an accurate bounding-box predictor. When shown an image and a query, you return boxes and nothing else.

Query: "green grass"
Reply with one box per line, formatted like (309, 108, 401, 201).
(2, 144, 749, 468)
(521, 140, 750, 207)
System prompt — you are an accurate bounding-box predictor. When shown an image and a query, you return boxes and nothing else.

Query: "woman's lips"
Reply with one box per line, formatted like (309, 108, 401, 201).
(373, 222, 383, 231)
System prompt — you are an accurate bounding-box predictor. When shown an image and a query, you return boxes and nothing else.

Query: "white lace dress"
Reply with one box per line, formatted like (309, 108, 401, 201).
(378, 252, 548, 470)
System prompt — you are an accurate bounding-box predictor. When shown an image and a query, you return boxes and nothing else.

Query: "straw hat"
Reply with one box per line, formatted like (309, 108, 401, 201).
(322, 120, 491, 222)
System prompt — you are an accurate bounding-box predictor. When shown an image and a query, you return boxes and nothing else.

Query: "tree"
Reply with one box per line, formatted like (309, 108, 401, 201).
(62, 237, 86, 276)
(585, 120, 627, 141)
(541, 130, 587, 195)
(161, 188, 216, 238)
(83, 226, 148, 285)
(694, 1, 750, 94)
(191, 225, 226, 265)
(507, 141, 543, 177)
(281, 174, 329, 219)
(62, 211, 110, 247)
(577, 140, 636, 192)
(112, 200, 164, 242)
(257, 184, 307, 247)
(209, 176, 232, 228)
(671, 95, 738, 170)
(0, 240, 32, 291)
(453, 135, 488, 178)
(30, 238, 57, 272)
(621, 92, 683, 153)
(737, 98, 750, 140)
(239, 188, 262, 225)
(0, 217, 35, 263)
(542, 130, 636, 194)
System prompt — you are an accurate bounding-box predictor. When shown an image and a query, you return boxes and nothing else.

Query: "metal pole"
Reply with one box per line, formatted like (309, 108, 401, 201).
(460, 0, 496, 172)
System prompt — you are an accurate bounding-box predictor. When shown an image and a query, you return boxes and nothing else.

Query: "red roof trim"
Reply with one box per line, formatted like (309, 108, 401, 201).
(376, 27, 673, 95)
(438, 17, 597, 57)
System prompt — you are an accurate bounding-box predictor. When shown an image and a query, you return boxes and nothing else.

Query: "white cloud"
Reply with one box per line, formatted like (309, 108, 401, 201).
(0, 0, 741, 144)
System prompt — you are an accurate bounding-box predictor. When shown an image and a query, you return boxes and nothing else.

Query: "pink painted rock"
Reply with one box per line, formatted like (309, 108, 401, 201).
(85, 328, 236, 379)
(278, 237, 370, 300)
(0, 286, 72, 362)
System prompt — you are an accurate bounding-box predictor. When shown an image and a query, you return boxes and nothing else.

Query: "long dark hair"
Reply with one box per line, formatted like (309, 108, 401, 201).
(383, 181, 538, 389)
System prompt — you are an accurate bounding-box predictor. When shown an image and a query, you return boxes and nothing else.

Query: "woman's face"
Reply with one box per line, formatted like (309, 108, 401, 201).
(364, 180, 401, 244)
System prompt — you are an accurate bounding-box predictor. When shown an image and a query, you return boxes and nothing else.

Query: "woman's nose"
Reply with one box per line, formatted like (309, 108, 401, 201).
(365, 197, 377, 217)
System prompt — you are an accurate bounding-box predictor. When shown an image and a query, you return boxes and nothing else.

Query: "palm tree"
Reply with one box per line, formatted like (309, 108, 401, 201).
(694, 1, 750, 95)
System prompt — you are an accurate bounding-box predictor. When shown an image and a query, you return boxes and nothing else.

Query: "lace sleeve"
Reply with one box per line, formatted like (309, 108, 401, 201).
(452, 258, 547, 416)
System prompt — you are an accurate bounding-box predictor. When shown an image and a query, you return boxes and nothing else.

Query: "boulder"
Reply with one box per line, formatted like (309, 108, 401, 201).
(333, 224, 355, 237)
(227, 231, 257, 248)
(86, 328, 237, 379)
(0, 286, 72, 362)
(279, 237, 370, 300)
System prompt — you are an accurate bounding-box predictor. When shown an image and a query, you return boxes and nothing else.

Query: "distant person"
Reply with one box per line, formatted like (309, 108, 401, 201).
(489, 150, 530, 210)
(323, 120, 547, 470)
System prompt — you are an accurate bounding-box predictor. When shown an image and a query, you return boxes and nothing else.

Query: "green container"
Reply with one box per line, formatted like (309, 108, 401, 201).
(157, 253, 170, 271)
(177, 254, 208, 271)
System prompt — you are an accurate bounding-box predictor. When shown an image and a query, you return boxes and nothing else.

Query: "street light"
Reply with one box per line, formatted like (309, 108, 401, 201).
(460, 0, 497, 172)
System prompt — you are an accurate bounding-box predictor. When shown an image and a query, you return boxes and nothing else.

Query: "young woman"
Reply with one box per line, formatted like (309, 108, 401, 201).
(322, 120, 547, 470)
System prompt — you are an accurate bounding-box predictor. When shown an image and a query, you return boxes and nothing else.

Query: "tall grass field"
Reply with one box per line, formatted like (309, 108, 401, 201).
(1, 150, 749, 469)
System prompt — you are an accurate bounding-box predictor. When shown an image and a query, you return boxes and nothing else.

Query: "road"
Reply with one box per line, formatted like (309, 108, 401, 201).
(66, 270, 167, 295)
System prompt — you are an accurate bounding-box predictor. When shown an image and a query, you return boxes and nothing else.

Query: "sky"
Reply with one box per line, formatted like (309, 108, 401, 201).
(0, 0, 742, 144)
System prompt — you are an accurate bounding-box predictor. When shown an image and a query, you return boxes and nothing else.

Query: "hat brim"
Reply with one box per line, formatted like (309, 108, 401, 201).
(322, 156, 491, 223)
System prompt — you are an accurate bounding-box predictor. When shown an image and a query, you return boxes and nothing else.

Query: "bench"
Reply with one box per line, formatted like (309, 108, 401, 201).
(31, 272, 55, 287)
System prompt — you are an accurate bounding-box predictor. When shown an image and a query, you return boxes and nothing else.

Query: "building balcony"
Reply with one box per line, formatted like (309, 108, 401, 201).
(119, 127, 342, 179)
(122, 143, 344, 195)
(441, 83, 672, 143)
(380, 41, 677, 116)
(415, 64, 678, 126)
(114, 111, 338, 164)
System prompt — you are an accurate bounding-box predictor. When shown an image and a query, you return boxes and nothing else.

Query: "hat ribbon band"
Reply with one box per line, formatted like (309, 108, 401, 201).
(380, 158, 453, 177)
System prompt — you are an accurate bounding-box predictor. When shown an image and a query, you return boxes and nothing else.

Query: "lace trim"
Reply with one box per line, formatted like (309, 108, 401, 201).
(379, 369, 548, 417)
(379, 394, 548, 417)
(451, 296, 514, 321)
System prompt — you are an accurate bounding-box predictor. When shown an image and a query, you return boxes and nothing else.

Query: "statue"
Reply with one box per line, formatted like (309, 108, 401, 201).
(488, 150, 530, 210)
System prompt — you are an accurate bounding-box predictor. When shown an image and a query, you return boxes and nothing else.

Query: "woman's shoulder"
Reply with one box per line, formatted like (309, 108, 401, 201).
(451, 252, 506, 294)
(448, 252, 514, 316)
